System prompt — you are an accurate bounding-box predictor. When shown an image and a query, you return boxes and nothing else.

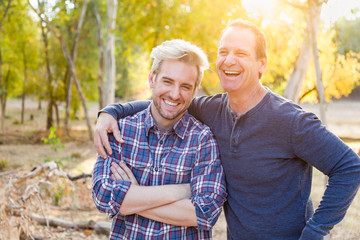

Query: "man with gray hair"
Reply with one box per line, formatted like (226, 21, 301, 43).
(94, 19, 360, 240)
(92, 39, 227, 239)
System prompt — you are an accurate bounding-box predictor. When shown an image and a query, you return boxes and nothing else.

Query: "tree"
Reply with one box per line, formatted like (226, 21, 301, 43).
(103, 0, 117, 105)
(282, 0, 325, 105)
(0, 0, 12, 133)
(61, 0, 89, 134)
(91, 0, 105, 109)
(334, 13, 360, 55)
(28, 0, 56, 129)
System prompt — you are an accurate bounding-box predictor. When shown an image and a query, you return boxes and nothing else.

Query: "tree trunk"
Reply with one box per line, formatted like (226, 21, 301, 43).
(0, 0, 12, 32)
(64, 66, 71, 134)
(92, 0, 105, 109)
(59, 36, 93, 140)
(0, 47, 3, 133)
(54, 101, 60, 127)
(21, 47, 28, 124)
(64, 0, 88, 134)
(39, 19, 54, 129)
(1, 67, 10, 134)
(104, 0, 118, 105)
(52, 0, 92, 140)
(38, 97, 42, 110)
(310, 0, 327, 125)
(0, 1, 12, 132)
(283, 0, 322, 103)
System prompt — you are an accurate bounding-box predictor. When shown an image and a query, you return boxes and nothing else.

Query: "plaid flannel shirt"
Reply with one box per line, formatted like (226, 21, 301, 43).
(92, 105, 227, 240)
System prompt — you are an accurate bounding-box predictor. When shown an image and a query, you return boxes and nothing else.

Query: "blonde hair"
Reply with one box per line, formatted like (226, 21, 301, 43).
(150, 39, 209, 89)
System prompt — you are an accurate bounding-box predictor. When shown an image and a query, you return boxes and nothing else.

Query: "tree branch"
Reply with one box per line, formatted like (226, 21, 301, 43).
(0, 0, 12, 32)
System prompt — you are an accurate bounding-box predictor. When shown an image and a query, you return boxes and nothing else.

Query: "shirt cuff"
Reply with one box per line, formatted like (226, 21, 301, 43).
(300, 224, 326, 240)
(191, 194, 223, 230)
(109, 180, 132, 218)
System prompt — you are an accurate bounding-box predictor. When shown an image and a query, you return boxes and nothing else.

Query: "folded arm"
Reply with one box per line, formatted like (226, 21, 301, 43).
(138, 199, 197, 226)
(110, 131, 227, 229)
(92, 136, 191, 218)
(110, 161, 197, 226)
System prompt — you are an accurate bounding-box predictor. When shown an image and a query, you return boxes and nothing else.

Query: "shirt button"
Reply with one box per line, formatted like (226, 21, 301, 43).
(159, 140, 163, 144)
(232, 138, 236, 143)
(154, 167, 158, 172)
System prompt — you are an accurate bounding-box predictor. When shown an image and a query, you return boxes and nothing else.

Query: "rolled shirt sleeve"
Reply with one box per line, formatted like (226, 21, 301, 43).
(190, 130, 227, 230)
(92, 134, 132, 218)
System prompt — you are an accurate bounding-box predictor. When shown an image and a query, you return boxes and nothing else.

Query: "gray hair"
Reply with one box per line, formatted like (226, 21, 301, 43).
(150, 39, 209, 89)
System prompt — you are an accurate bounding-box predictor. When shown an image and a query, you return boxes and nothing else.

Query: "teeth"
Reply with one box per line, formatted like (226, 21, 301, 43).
(164, 100, 178, 106)
(224, 71, 240, 75)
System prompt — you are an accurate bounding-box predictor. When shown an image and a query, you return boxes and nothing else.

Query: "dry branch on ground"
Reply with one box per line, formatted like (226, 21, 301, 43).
(0, 161, 110, 239)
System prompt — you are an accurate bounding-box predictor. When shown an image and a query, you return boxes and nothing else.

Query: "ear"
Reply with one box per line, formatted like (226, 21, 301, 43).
(148, 72, 155, 88)
(258, 56, 267, 75)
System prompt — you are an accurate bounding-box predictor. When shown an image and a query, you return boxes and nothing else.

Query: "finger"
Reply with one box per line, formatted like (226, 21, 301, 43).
(94, 132, 108, 159)
(119, 161, 138, 184)
(110, 165, 123, 180)
(112, 123, 124, 144)
(100, 130, 113, 156)
(111, 162, 129, 180)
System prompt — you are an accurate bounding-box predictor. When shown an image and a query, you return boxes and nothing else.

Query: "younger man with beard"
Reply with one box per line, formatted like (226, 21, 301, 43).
(92, 39, 227, 240)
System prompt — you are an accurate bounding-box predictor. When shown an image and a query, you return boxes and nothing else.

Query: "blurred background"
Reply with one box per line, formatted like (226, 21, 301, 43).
(0, 0, 359, 239)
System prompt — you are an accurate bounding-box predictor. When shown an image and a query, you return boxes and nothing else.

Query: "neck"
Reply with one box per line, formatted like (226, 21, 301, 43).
(228, 84, 267, 116)
(150, 105, 177, 132)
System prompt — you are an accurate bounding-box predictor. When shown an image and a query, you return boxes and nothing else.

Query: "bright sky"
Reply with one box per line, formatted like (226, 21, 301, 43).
(321, 0, 360, 23)
(242, 0, 360, 26)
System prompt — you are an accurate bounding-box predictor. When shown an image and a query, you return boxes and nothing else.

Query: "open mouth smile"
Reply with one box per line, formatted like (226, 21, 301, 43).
(224, 70, 241, 76)
(164, 99, 179, 107)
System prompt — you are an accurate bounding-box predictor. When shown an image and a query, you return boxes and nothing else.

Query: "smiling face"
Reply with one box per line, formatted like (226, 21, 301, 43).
(150, 59, 198, 131)
(216, 26, 267, 95)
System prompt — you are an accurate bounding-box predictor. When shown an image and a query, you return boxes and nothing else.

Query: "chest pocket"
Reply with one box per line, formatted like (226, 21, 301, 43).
(161, 157, 193, 185)
(122, 155, 153, 186)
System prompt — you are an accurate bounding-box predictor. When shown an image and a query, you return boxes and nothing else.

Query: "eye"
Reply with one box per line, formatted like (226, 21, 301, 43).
(162, 79, 172, 84)
(236, 52, 247, 57)
(218, 50, 228, 56)
(182, 85, 193, 91)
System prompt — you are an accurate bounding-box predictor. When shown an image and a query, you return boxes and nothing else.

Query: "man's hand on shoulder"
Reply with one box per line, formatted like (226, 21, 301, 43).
(94, 112, 124, 158)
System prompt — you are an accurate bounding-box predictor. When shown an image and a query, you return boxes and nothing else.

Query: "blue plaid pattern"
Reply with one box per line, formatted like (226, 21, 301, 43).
(92, 105, 227, 240)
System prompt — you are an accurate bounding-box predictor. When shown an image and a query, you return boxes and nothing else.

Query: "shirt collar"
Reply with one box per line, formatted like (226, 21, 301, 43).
(144, 103, 190, 140)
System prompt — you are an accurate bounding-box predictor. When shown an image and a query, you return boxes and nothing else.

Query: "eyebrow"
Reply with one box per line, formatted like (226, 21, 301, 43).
(162, 76, 174, 81)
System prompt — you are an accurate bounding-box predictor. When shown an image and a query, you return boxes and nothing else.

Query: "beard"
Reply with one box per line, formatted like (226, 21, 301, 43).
(152, 97, 187, 121)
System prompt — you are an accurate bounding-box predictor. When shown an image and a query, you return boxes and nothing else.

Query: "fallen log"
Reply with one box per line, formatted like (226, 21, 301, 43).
(66, 173, 92, 182)
(5, 203, 111, 235)
(30, 213, 111, 235)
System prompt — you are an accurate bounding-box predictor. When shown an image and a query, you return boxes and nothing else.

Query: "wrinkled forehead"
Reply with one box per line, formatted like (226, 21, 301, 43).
(218, 27, 257, 52)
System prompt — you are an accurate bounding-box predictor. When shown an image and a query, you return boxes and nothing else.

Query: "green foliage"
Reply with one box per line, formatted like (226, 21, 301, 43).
(334, 15, 360, 55)
(1, 0, 360, 111)
(300, 29, 360, 103)
(42, 126, 64, 152)
(70, 152, 81, 158)
(0, 159, 8, 171)
(54, 184, 66, 206)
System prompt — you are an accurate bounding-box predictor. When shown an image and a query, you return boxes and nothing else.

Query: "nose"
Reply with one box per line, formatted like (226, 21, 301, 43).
(169, 86, 180, 100)
(224, 52, 236, 66)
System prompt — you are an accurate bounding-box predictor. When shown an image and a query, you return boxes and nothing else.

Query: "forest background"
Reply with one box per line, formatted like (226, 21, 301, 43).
(0, 0, 360, 239)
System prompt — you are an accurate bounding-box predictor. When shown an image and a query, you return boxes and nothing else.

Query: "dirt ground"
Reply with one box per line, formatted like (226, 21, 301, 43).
(0, 98, 360, 239)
